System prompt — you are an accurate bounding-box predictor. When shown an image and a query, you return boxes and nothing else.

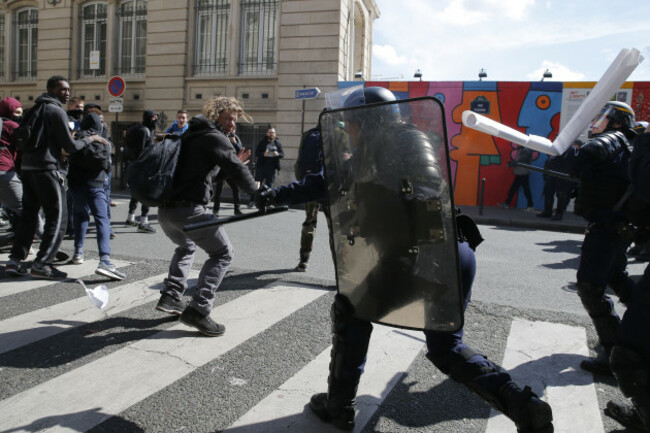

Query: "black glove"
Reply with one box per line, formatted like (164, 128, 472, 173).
(254, 184, 276, 212)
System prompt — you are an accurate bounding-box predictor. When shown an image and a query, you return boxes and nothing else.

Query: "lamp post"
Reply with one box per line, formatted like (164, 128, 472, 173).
(414, 69, 422, 81)
(541, 69, 552, 81)
(478, 68, 487, 81)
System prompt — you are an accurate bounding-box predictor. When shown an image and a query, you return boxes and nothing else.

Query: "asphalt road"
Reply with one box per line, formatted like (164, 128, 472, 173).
(0, 196, 643, 433)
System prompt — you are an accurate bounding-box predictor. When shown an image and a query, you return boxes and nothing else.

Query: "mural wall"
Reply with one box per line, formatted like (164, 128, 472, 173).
(339, 80, 650, 209)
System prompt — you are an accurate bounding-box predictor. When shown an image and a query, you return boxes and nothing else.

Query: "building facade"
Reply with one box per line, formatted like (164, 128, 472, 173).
(0, 0, 378, 183)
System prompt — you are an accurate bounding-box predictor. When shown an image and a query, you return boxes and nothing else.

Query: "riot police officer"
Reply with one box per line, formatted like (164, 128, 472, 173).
(572, 101, 637, 375)
(256, 87, 553, 433)
(605, 123, 650, 432)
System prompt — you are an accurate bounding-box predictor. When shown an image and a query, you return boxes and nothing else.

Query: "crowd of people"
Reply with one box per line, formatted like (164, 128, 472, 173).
(1, 77, 649, 432)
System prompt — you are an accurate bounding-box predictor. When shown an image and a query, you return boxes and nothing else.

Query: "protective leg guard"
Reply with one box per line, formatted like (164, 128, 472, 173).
(426, 348, 553, 432)
(309, 295, 372, 431)
(606, 400, 648, 432)
(610, 346, 650, 431)
(576, 281, 621, 351)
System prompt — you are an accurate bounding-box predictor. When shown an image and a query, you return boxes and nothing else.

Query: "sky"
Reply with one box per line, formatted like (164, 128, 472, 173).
(371, 0, 650, 83)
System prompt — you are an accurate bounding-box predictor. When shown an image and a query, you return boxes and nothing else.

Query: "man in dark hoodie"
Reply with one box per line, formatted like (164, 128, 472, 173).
(124, 109, 158, 233)
(154, 96, 258, 337)
(5, 75, 108, 279)
(68, 112, 125, 281)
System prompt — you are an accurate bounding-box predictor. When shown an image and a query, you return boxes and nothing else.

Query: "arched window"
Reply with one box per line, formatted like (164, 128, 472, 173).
(16, 8, 38, 80)
(118, 0, 147, 75)
(80, 2, 108, 77)
(239, 0, 278, 75)
(194, 0, 231, 76)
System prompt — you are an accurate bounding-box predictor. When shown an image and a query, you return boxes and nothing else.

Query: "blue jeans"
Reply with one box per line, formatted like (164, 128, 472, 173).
(70, 185, 111, 259)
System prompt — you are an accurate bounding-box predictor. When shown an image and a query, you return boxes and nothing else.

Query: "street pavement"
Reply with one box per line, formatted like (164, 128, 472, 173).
(0, 193, 639, 433)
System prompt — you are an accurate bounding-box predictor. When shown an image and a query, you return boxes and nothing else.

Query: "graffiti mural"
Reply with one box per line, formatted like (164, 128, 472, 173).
(338, 80, 650, 208)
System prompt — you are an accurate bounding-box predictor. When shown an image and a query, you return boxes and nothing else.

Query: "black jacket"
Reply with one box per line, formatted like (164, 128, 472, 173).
(20, 93, 92, 172)
(255, 137, 284, 171)
(68, 113, 111, 188)
(170, 115, 256, 204)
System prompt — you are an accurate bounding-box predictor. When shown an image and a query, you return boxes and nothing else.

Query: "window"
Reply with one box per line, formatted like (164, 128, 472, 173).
(194, 0, 230, 76)
(118, 0, 147, 75)
(239, 0, 278, 75)
(81, 2, 108, 77)
(0, 13, 5, 79)
(16, 8, 38, 80)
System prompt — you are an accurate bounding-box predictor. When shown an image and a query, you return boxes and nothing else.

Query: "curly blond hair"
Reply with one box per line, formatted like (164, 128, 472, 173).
(202, 96, 252, 124)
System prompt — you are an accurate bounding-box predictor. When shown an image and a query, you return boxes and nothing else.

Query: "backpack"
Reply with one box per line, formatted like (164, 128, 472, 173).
(70, 139, 111, 173)
(296, 127, 323, 180)
(14, 101, 48, 153)
(124, 123, 151, 161)
(125, 133, 183, 207)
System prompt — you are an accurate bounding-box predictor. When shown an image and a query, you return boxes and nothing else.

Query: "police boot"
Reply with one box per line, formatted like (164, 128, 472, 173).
(309, 296, 372, 431)
(576, 281, 621, 376)
(606, 400, 649, 432)
(610, 346, 650, 431)
(498, 381, 554, 433)
(309, 382, 357, 431)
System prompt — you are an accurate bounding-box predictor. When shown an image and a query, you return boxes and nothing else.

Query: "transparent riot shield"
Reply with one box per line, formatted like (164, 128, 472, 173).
(319, 97, 463, 331)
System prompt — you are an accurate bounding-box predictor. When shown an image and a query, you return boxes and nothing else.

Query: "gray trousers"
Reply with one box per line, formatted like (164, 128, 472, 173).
(158, 204, 233, 316)
(0, 170, 23, 214)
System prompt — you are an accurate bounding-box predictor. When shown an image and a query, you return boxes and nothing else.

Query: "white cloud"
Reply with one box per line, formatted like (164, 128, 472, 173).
(483, 0, 534, 20)
(435, 0, 488, 26)
(525, 61, 586, 82)
(373, 44, 408, 66)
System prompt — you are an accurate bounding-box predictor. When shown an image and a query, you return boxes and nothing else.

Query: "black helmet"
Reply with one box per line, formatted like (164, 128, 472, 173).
(599, 101, 635, 129)
(343, 87, 401, 127)
(632, 120, 648, 135)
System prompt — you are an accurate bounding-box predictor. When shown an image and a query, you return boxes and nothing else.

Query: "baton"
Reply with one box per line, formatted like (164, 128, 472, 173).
(511, 162, 580, 183)
(183, 205, 289, 232)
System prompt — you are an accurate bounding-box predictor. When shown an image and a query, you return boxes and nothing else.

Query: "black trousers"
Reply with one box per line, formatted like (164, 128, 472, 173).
(10, 170, 67, 264)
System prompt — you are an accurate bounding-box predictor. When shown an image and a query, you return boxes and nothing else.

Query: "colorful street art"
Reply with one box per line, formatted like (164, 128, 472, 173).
(338, 80, 650, 209)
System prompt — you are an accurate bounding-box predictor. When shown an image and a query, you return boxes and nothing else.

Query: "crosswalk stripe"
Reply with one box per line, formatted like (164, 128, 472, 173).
(0, 271, 190, 355)
(0, 258, 132, 299)
(0, 282, 329, 433)
(485, 319, 604, 433)
(225, 326, 424, 433)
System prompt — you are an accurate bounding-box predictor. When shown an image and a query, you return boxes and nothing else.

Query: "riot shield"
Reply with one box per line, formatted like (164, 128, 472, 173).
(319, 96, 463, 331)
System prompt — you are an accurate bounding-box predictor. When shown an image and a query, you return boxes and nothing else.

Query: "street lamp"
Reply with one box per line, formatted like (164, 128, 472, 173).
(354, 71, 364, 81)
(414, 69, 422, 81)
(541, 69, 552, 81)
(478, 68, 487, 81)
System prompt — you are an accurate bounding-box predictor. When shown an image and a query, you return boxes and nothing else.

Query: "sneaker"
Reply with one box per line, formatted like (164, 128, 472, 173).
(155, 293, 185, 316)
(125, 219, 138, 227)
(551, 211, 563, 220)
(497, 202, 510, 209)
(524, 207, 536, 213)
(137, 223, 156, 234)
(179, 306, 225, 337)
(309, 393, 355, 431)
(110, 231, 116, 239)
(247, 201, 255, 209)
(5, 261, 28, 277)
(295, 261, 308, 272)
(72, 253, 84, 265)
(234, 208, 243, 215)
(55, 251, 70, 263)
(95, 262, 126, 281)
(31, 262, 67, 280)
(110, 201, 117, 207)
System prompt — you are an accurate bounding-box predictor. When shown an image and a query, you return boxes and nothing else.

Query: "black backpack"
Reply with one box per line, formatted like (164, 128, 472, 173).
(70, 139, 111, 173)
(296, 127, 323, 180)
(14, 101, 48, 153)
(125, 134, 183, 207)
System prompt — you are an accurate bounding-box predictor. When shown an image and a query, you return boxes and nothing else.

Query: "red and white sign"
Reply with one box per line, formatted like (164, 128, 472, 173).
(107, 76, 126, 98)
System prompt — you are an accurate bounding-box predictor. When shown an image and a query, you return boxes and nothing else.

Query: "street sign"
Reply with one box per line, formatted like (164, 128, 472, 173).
(108, 101, 123, 113)
(107, 76, 126, 98)
(294, 87, 321, 100)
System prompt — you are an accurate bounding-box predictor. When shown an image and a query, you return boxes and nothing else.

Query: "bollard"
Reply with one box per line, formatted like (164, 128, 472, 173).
(478, 178, 485, 216)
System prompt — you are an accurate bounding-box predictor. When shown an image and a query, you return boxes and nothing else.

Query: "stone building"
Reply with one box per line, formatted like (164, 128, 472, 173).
(0, 0, 379, 183)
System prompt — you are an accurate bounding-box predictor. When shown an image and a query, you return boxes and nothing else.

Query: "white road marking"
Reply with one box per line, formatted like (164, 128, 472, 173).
(0, 271, 184, 355)
(225, 326, 425, 433)
(0, 283, 329, 433)
(485, 318, 604, 433)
